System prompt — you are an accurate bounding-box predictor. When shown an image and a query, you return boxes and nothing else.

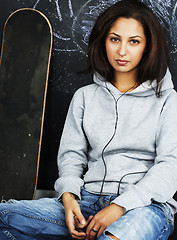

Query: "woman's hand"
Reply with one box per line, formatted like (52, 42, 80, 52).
(85, 203, 124, 240)
(62, 192, 86, 239)
(75, 215, 94, 233)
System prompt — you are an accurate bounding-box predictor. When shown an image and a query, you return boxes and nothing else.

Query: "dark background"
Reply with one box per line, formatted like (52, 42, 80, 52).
(0, 0, 177, 238)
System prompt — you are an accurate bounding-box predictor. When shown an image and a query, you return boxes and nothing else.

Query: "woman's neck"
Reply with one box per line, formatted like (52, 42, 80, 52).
(112, 70, 139, 93)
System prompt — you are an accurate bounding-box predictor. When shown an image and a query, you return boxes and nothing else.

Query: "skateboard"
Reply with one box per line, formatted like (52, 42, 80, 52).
(0, 8, 53, 200)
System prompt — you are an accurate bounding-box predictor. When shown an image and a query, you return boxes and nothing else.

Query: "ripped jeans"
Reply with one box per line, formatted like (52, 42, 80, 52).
(0, 188, 174, 240)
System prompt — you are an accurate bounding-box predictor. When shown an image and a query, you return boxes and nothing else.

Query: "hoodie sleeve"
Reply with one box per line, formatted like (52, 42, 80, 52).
(54, 89, 88, 199)
(112, 91, 177, 212)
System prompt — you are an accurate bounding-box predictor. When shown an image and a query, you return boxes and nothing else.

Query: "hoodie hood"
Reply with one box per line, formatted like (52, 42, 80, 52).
(93, 68, 174, 97)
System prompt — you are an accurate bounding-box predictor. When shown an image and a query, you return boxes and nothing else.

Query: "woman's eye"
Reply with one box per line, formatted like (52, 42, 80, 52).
(111, 37, 119, 42)
(130, 39, 140, 44)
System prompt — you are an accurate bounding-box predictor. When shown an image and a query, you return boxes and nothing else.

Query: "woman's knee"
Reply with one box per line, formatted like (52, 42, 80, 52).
(98, 231, 120, 240)
(106, 232, 120, 239)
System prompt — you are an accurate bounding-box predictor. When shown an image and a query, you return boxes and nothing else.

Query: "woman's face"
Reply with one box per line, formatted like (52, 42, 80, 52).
(105, 17, 146, 76)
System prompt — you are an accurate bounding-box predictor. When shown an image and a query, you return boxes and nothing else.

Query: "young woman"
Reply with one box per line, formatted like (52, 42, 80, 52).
(0, 0, 177, 239)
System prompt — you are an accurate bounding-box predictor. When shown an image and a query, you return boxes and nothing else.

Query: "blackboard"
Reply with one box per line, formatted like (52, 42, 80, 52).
(0, 0, 177, 190)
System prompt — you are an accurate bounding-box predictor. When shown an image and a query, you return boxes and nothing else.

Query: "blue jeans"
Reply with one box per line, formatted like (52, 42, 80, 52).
(0, 188, 174, 239)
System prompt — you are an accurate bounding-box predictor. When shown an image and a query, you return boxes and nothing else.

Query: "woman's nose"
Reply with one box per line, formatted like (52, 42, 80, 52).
(118, 42, 127, 57)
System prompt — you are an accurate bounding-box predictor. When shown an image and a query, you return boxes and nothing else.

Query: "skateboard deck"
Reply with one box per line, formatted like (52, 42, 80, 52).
(0, 8, 53, 200)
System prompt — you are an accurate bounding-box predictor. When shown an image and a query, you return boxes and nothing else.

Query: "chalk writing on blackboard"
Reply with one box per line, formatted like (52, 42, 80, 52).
(12, 0, 177, 59)
(31, 0, 177, 56)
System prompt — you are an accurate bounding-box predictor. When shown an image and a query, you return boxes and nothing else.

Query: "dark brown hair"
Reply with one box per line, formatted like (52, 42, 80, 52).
(87, 0, 169, 97)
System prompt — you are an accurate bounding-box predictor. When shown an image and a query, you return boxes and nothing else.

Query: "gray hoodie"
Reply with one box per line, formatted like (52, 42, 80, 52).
(55, 69, 177, 214)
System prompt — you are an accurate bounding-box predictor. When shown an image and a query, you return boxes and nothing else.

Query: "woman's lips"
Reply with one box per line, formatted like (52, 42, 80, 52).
(116, 59, 129, 66)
